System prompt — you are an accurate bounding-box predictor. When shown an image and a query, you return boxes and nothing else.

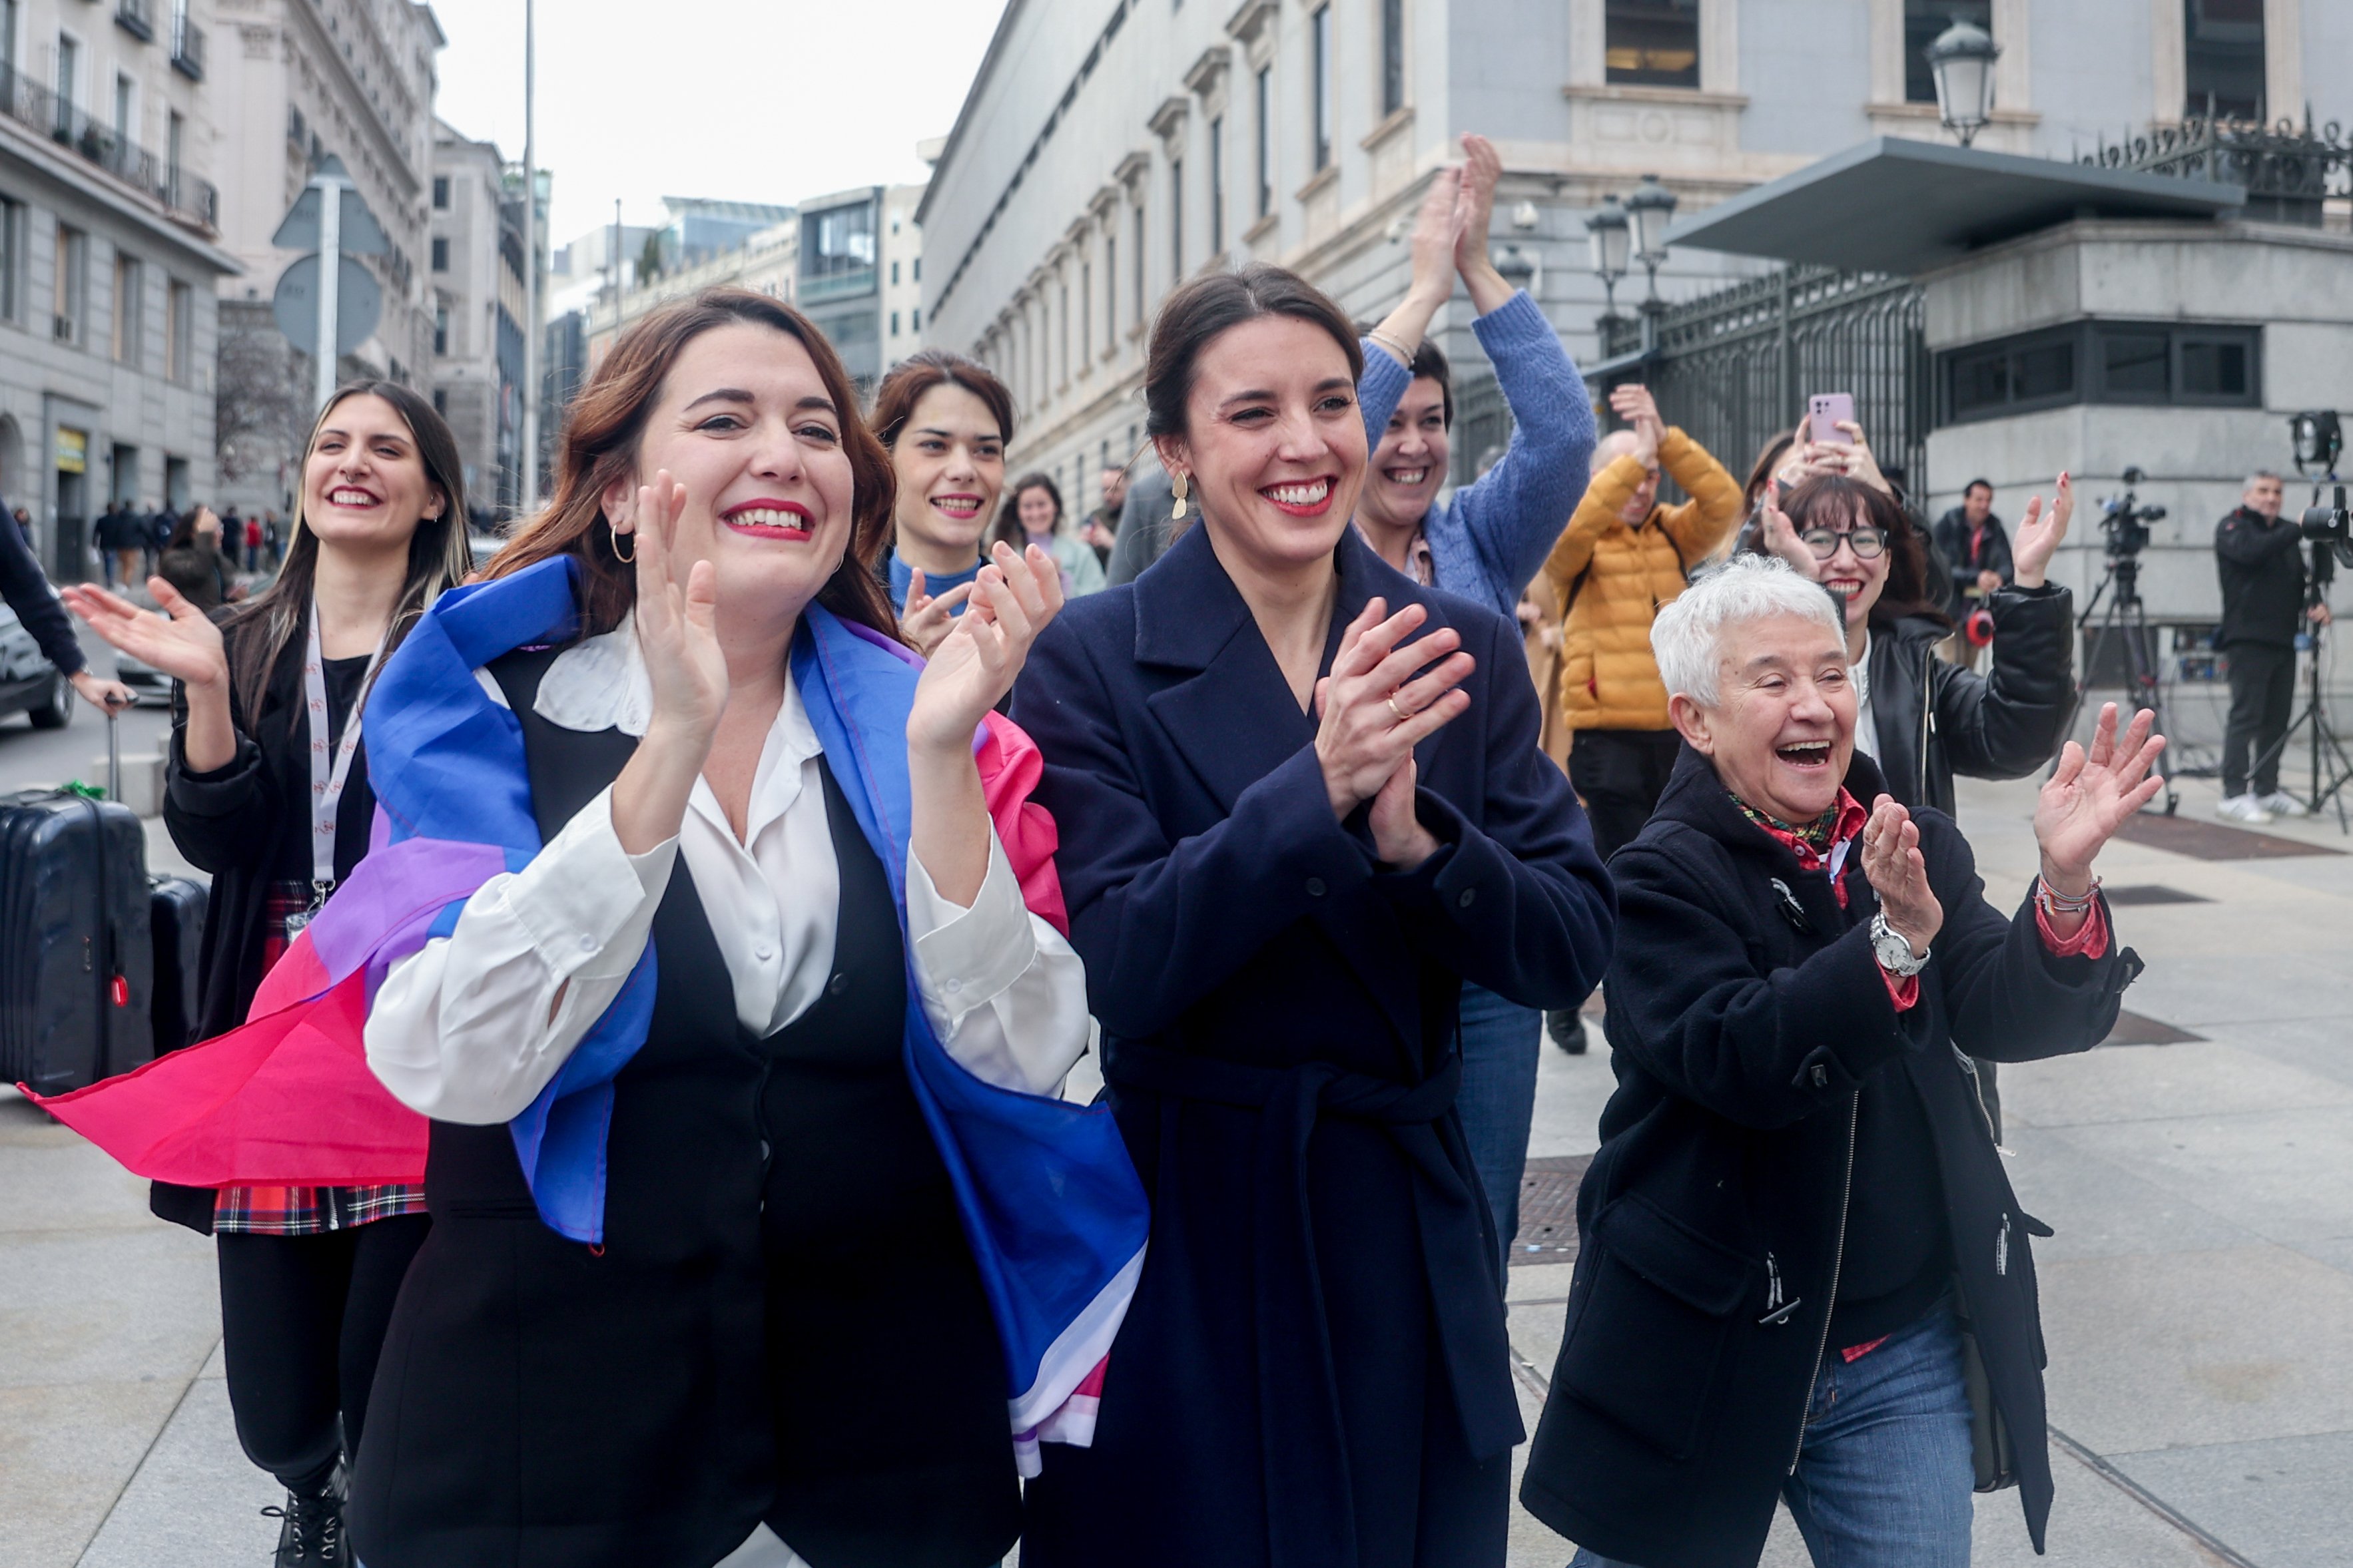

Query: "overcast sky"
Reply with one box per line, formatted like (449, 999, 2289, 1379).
(434, 0, 1002, 244)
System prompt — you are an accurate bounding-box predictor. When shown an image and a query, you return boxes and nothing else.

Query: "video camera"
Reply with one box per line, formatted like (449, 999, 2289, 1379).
(2098, 465, 2167, 560)
(2300, 485, 2353, 569)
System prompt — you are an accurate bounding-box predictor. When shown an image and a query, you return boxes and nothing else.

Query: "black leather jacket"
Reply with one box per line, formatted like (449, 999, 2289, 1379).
(1863, 582, 2075, 815)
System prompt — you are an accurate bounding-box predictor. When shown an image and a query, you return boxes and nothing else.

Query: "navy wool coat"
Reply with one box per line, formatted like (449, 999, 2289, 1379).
(1012, 523, 1614, 1568)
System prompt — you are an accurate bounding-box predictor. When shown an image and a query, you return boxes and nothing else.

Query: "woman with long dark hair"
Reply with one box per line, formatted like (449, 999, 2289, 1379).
(345, 288, 1138, 1568)
(63, 382, 472, 1566)
(156, 505, 244, 611)
(871, 349, 1016, 654)
(987, 471, 1107, 599)
(1012, 264, 1614, 1566)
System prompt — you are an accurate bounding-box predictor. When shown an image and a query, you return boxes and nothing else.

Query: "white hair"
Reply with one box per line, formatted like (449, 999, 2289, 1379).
(1650, 553, 1846, 708)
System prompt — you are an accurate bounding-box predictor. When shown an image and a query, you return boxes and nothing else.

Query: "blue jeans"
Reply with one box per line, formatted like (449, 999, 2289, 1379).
(1570, 1300, 1975, 1568)
(1455, 981, 1540, 1279)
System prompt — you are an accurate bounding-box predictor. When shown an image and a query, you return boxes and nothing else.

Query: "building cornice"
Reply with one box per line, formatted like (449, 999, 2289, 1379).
(288, 0, 424, 199)
(1183, 45, 1233, 96)
(1225, 0, 1279, 45)
(0, 119, 242, 274)
(1148, 97, 1190, 141)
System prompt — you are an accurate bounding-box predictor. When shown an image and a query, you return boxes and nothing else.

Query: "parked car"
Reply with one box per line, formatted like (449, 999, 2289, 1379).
(111, 647, 173, 708)
(0, 601, 77, 728)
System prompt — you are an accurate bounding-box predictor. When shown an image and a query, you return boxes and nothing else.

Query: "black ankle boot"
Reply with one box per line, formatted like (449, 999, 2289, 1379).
(262, 1485, 344, 1564)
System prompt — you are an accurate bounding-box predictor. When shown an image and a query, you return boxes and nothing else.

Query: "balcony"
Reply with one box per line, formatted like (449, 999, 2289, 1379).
(170, 15, 205, 81)
(115, 0, 155, 44)
(0, 66, 219, 234)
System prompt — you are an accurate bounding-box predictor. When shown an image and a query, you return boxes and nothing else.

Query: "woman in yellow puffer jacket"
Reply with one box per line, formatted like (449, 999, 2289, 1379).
(1540, 384, 1744, 859)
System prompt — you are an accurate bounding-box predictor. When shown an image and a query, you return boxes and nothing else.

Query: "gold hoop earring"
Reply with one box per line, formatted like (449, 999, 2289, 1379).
(1170, 471, 1189, 521)
(610, 521, 637, 564)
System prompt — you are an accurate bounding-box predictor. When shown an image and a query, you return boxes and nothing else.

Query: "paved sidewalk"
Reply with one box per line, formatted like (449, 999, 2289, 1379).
(2, 762, 2348, 1565)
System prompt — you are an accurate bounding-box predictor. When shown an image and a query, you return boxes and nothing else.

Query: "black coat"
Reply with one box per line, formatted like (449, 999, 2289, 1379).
(2214, 505, 2308, 647)
(1930, 507, 2013, 601)
(0, 497, 86, 676)
(153, 629, 377, 1233)
(1520, 747, 2141, 1568)
(1863, 583, 2074, 816)
(1012, 524, 1614, 1567)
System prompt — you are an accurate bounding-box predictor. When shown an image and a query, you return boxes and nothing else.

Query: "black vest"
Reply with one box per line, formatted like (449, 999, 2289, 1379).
(350, 650, 1018, 1568)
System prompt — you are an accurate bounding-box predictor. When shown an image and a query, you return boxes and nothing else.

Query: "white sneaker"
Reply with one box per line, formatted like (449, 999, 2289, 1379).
(2257, 791, 2310, 818)
(2216, 793, 2274, 824)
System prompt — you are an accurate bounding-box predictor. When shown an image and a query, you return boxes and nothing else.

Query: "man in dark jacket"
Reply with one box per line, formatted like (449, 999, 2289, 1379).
(1930, 479, 2011, 670)
(2214, 470, 2328, 823)
(0, 494, 133, 712)
(1521, 555, 2154, 1568)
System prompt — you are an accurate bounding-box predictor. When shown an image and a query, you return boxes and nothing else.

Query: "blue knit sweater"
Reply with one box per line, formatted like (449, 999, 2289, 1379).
(1356, 290, 1596, 620)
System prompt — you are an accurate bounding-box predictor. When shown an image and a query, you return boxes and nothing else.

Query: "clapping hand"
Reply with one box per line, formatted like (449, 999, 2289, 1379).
(624, 471, 728, 742)
(2035, 703, 2165, 894)
(907, 541, 1063, 755)
(61, 578, 229, 691)
(1861, 796, 1943, 955)
(1756, 494, 1819, 580)
(1312, 597, 1475, 868)
(2010, 472, 2073, 589)
(1609, 386, 1664, 468)
(900, 567, 977, 658)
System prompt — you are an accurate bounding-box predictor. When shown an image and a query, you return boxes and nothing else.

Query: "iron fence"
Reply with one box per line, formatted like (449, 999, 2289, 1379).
(2079, 114, 2352, 225)
(0, 66, 217, 232)
(1594, 266, 1931, 501)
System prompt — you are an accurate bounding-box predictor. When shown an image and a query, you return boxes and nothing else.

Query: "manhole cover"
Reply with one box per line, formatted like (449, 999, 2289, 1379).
(2103, 884, 2212, 906)
(1512, 1154, 1591, 1266)
(2107, 814, 2342, 861)
(2103, 1010, 2204, 1046)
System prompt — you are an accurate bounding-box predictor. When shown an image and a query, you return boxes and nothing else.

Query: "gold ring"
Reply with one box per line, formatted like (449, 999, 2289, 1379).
(1386, 694, 1409, 722)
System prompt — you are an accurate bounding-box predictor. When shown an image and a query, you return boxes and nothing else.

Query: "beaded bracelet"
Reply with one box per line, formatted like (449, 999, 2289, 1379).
(2036, 875, 2101, 916)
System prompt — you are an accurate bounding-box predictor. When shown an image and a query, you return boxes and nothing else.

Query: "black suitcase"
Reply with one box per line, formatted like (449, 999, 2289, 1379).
(0, 789, 154, 1093)
(149, 875, 208, 1055)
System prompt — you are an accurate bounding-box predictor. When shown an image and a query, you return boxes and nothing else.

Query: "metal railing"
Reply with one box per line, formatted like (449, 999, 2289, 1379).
(2080, 115, 2353, 225)
(170, 15, 205, 81)
(115, 0, 155, 43)
(0, 65, 218, 232)
(1594, 266, 1931, 500)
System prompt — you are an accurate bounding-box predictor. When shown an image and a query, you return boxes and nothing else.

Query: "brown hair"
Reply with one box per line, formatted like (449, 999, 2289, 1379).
(1146, 264, 1365, 443)
(1356, 318, 1455, 428)
(1776, 473, 1949, 629)
(1744, 427, 1798, 515)
(868, 348, 1015, 452)
(988, 471, 1063, 555)
(490, 288, 897, 641)
(226, 380, 473, 725)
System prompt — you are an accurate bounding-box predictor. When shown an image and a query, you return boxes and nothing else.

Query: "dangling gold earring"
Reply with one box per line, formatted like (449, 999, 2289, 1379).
(1170, 471, 1189, 521)
(610, 521, 637, 564)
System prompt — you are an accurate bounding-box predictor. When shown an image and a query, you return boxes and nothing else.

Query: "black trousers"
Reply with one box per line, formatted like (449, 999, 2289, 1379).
(1568, 728, 1685, 860)
(216, 1214, 430, 1492)
(2221, 641, 2298, 797)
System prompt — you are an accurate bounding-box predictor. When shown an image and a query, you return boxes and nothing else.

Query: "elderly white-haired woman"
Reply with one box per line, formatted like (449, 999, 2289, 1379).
(1520, 554, 2161, 1568)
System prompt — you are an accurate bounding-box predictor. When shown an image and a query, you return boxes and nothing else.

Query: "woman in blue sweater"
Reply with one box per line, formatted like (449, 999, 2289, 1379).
(1351, 134, 1598, 1268)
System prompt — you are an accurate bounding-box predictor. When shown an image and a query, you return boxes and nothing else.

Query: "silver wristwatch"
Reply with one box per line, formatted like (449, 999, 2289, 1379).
(1869, 912, 1929, 977)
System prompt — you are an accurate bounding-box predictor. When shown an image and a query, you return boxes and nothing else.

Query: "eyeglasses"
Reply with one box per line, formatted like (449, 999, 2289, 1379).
(1798, 525, 1888, 561)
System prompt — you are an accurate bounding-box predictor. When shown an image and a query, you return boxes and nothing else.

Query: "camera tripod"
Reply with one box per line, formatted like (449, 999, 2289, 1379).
(2245, 539, 2353, 832)
(2071, 551, 2179, 814)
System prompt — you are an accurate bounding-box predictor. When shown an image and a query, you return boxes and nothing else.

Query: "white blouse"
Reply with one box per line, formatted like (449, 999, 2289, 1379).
(364, 618, 1091, 1125)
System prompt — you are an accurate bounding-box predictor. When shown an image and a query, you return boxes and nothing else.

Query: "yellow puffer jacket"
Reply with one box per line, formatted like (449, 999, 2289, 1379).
(1542, 428, 1745, 731)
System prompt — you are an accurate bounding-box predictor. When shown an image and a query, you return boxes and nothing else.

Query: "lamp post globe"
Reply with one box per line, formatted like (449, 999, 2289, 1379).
(1586, 195, 1630, 286)
(1624, 174, 1678, 270)
(1927, 19, 2000, 147)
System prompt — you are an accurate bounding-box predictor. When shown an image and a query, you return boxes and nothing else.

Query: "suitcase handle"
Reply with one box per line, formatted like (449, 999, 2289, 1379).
(106, 710, 121, 804)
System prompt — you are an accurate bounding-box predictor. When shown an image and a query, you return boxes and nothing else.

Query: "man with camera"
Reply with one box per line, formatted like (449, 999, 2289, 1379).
(2215, 470, 2330, 824)
(1931, 479, 2011, 670)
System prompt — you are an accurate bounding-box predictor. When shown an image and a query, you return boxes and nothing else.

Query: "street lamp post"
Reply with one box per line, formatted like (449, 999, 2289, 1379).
(520, 0, 541, 515)
(1586, 195, 1630, 343)
(1623, 173, 1677, 352)
(1926, 19, 2000, 148)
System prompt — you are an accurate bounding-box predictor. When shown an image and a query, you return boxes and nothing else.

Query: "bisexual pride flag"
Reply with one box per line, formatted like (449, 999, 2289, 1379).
(30, 557, 1148, 1467)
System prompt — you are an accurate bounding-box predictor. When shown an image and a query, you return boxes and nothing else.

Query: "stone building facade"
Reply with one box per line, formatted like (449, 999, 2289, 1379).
(0, 0, 237, 580)
(428, 119, 522, 521)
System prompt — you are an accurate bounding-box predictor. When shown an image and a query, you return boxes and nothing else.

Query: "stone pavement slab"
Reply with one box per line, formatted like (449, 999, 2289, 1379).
(75, 1372, 278, 1568)
(2111, 1430, 2353, 1568)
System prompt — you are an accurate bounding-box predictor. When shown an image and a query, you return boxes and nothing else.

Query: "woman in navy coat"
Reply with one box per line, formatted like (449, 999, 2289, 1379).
(1012, 263, 1614, 1567)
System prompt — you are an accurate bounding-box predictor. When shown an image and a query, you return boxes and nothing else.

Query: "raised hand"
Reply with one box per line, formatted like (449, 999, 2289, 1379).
(901, 566, 976, 658)
(1757, 495, 1819, 579)
(908, 540, 1064, 755)
(1610, 385, 1664, 468)
(625, 471, 727, 741)
(1832, 422, 1893, 498)
(1861, 795, 1943, 954)
(61, 578, 230, 690)
(2009, 471, 2073, 589)
(1313, 597, 1475, 821)
(1408, 164, 1466, 306)
(2036, 703, 2165, 892)
(1453, 134, 1507, 300)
